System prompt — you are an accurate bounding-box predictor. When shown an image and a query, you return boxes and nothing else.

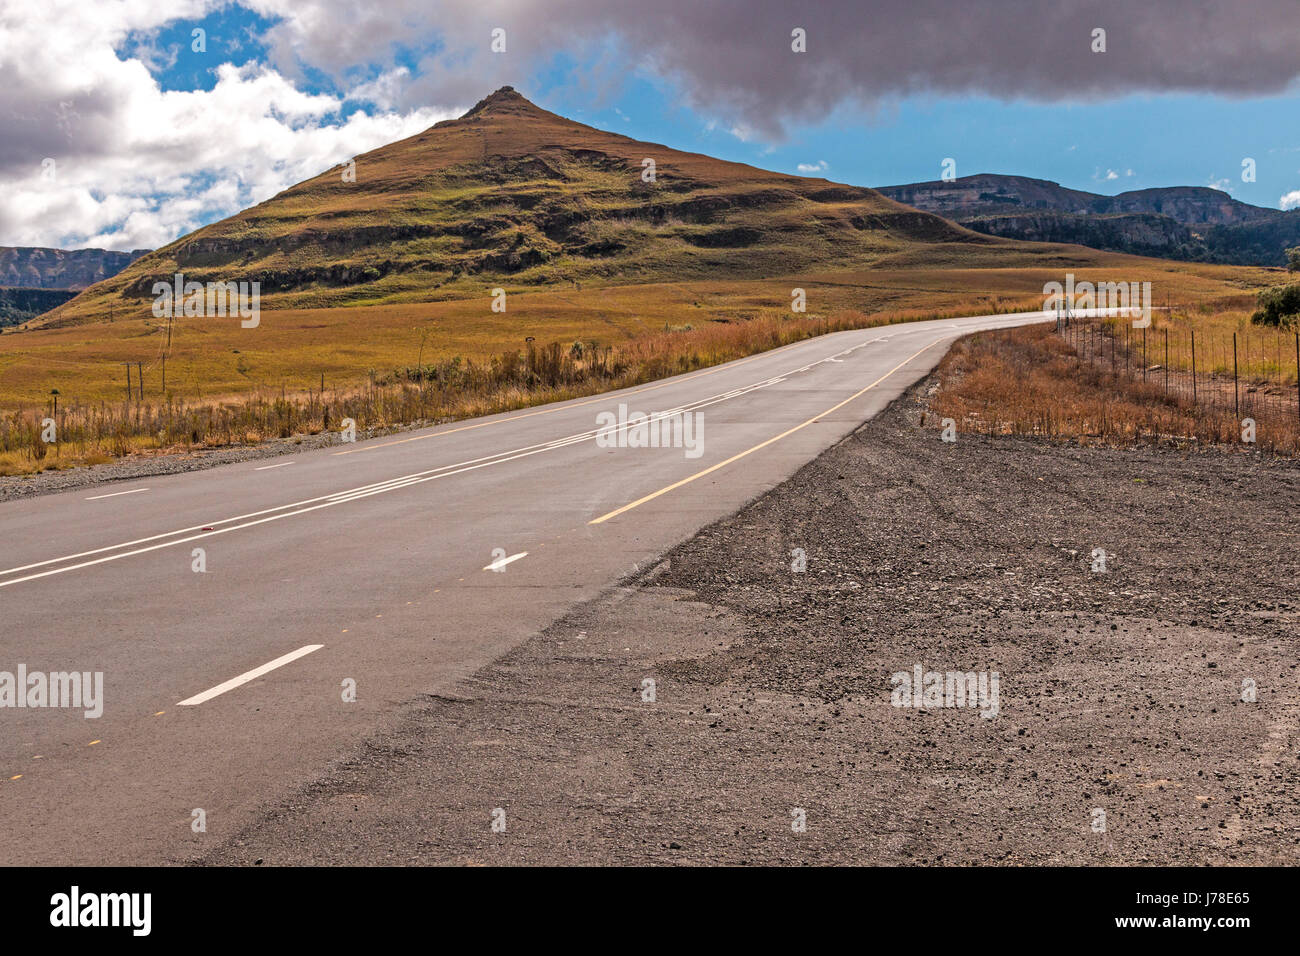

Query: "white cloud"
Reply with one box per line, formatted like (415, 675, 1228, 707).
(8, 0, 1297, 249)
(796, 160, 829, 174)
(1280, 190, 1300, 210)
(347, 67, 415, 111)
(0, 2, 455, 250)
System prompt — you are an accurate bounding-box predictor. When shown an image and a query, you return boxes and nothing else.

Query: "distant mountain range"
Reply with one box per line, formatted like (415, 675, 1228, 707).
(875, 174, 1300, 266)
(0, 246, 149, 325)
(0, 246, 149, 290)
(17, 102, 1295, 331)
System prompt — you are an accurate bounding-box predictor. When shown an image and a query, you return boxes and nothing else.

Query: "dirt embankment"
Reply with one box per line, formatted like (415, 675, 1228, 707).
(203, 372, 1300, 866)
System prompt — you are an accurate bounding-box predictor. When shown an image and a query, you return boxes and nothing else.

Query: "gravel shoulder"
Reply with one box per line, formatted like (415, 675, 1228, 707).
(201, 375, 1300, 866)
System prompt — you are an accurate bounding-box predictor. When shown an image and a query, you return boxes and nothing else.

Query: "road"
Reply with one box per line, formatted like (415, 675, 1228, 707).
(0, 309, 1053, 864)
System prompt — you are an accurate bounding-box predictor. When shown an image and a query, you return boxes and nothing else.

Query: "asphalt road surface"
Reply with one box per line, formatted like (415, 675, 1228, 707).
(0, 309, 1056, 864)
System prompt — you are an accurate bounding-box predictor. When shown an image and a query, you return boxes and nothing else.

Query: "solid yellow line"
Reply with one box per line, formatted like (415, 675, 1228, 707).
(588, 338, 945, 525)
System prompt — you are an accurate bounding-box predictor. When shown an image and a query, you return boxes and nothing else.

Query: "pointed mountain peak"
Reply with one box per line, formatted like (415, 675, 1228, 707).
(42, 82, 987, 328)
(460, 86, 538, 119)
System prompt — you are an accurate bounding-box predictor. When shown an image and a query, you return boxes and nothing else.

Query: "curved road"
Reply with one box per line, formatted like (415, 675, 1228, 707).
(0, 309, 1054, 864)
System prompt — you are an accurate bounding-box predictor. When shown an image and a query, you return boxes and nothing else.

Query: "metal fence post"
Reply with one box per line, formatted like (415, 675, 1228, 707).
(1233, 332, 1239, 420)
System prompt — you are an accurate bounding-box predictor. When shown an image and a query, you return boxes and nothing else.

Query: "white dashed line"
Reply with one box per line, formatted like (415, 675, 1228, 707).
(254, 461, 295, 471)
(4, 315, 1051, 589)
(85, 488, 149, 501)
(483, 551, 529, 571)
(177, 644, 324, 706)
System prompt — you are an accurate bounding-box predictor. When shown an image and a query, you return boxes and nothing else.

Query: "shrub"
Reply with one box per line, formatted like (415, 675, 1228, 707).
(1251, 283, 1300, 327)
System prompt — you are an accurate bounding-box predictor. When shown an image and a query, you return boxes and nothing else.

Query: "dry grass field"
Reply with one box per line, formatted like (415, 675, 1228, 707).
(930, 319, 1300, 454)
(0, 263, 1272, 409)
(0, 260, 1282, 475)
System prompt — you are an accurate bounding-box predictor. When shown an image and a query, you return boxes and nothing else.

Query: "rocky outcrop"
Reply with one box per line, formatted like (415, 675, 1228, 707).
(0, 247, 148, 289)
(877, 173, 1300, 265)
(962, 212, 1192, 256)
(877, 174, 1275, 225)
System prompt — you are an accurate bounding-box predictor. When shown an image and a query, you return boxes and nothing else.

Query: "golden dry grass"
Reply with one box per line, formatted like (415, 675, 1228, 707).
(1, 261, 1275, 410)
(0, 242, 1283, 474)
(931, 321, 1300, 455)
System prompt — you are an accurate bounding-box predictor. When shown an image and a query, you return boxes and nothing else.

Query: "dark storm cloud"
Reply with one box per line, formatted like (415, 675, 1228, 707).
(572, 0, 1300, 133)
(329, 0, 1300, 137)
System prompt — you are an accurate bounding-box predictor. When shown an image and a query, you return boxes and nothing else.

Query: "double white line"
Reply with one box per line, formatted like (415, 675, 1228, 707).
(0, 348, 832, 590)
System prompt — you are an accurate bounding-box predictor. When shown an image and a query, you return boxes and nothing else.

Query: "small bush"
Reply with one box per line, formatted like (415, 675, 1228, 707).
(1251, 283, 1300, 327)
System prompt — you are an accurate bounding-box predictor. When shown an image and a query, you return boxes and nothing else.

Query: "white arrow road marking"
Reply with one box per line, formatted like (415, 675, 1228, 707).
(85, 488, 149, 500)
(177, 644, 324, 706)
(483, 551, 529, 571)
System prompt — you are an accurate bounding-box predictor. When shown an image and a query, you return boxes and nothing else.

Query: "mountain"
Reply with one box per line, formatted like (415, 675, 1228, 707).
(0, 246, 149, 290)
(44, 87, 1022, 326)
(0, 247, 147, 323)
(877, 174, 1274, 224)
(875, 174, 1300, 266)
(0, 287, 76, 326)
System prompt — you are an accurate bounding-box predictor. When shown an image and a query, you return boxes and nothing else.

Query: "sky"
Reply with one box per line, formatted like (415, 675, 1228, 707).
(3, 0, 1300, 252)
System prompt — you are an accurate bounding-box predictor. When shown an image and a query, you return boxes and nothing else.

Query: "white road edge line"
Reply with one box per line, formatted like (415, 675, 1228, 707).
(85, 488, 149, 500)
(176, 644, 324, 706)
(483, 551, 528, 571)
(254, 461, 294, 471)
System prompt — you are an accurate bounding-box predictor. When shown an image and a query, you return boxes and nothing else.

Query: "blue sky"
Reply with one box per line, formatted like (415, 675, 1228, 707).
(552, 76, 1300, 204)
(5, 0, 1300, 251)
(141, 5, 1300, 203)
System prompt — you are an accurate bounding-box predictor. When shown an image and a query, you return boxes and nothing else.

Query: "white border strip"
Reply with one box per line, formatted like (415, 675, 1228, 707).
(176, 644, 324, 706)
(85, 488, 149, 501)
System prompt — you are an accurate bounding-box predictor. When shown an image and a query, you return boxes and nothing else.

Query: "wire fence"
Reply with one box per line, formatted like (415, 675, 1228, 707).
(1055, 313, 1300, 454)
